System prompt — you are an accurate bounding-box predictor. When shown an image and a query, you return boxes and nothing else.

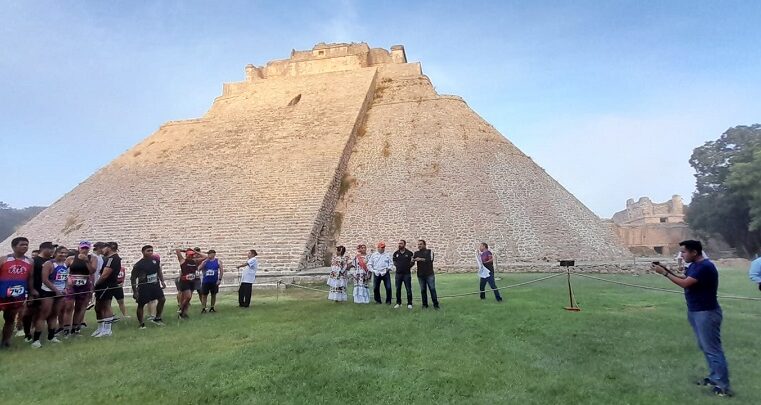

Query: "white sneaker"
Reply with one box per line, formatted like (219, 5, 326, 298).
(407, 305, 413, 309)
(95, 331, 112, 338)
(91, 329, 102, 337)
(49, 337, 62, 344)
(15, 330, 25, 337)
(393, 304, 401, 309)
(31, 340, 42, 348)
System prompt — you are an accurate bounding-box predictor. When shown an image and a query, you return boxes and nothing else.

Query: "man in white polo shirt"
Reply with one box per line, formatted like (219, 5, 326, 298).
(368, 242, 393, 305)
(236, 250, 258, 308)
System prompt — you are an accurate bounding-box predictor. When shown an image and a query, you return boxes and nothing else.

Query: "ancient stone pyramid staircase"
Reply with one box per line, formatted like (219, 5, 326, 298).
(3, 43, 628, 275)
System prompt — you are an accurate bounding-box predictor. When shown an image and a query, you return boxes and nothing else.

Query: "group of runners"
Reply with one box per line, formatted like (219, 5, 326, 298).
(0, 236, 260, 349)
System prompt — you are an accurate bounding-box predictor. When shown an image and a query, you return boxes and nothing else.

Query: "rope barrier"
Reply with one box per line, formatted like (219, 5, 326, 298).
(436, 273, 564, 298)
(574, 273, 761, 301)
(15, 279, 281, 304)
(282, 272, 565, 298)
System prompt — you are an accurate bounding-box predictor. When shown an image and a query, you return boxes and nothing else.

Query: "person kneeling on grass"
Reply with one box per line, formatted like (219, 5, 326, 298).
(131, 245, 166, 329)
(652, 240, 732, 397)
(236, 250, 258, 308)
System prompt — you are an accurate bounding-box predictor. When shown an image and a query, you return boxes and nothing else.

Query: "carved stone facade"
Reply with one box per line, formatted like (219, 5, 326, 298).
(610, 195, 691, 255)
(3, 43, 628, 273)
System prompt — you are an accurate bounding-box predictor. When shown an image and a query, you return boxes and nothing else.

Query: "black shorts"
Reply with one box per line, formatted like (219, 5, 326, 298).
(201, 283, 219, 295)
(179, 280, 195, 292)
(95, 286, 118, 302)
(194, 278, 202, 292)
(136, 283, 164, 306)
(113, 286, 125, 301)
(38, 290, 58, 299)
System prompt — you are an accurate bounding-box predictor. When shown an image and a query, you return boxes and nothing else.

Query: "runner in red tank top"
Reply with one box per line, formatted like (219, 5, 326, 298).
(0, 237, 34, 348)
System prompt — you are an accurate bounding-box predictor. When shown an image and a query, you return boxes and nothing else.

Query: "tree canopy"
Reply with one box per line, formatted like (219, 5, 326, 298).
(686, 124, 761, 257)
(0, 202, 46, 241)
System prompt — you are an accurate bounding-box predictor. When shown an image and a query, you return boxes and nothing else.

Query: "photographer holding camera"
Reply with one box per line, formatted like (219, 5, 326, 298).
(652, 240, 732, 397)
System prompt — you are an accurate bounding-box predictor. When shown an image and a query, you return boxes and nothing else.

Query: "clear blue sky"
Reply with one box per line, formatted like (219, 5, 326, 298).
(1, 0, 759, 217)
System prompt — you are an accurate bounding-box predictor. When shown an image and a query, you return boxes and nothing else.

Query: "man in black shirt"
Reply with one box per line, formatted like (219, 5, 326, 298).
(93, 242, 121, 337)
(413, 239, 439, 309)
(131, 245, 166, 328)
(392, 240, 414, 309)
(21, 242, 54, 341)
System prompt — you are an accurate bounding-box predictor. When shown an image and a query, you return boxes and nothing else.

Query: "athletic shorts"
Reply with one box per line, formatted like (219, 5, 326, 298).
(136, 283, 164, 306)
(112, 286, 125, 301)
(179, 280, 195, 292)
(201, 282, 219, 295)
(95, 286, 118, 302)
(65, 282, 93, 304)
(0, 297, 24, 311)
(39, 290, 59, 299)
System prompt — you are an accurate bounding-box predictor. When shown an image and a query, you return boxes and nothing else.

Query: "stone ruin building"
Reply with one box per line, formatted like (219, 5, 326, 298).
(610, 195, 691, 255)
(3, 43, 629, 274)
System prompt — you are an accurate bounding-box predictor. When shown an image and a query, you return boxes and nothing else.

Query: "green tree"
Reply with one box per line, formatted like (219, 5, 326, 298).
(728, 148, 761, 231)
(686, 124, 761, 257)
(0, 201, 46, 241)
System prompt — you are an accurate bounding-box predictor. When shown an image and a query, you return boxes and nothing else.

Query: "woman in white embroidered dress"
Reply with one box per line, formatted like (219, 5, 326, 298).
(350, 244, 371, 304)
(327, 246, 348, 302)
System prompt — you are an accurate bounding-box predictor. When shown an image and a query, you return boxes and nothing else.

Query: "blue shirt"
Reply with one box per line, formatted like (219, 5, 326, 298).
(749, 257, 761, 283)
(684, 259, 719, 312)
(202, 258, 220, 284)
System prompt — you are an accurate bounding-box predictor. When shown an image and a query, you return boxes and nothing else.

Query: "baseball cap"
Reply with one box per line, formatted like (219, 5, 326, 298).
(377, 242, 385, 248)
(79, 241, 92, 249)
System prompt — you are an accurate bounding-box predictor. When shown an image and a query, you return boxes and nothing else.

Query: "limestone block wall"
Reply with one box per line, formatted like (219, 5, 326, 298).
(2, 68, 378, 273)
(612, 195, 685, 225)
(335, 66, 629, 265)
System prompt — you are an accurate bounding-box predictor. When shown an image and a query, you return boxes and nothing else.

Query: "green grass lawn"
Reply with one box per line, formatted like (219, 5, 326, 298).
(2, 268, 759, 404)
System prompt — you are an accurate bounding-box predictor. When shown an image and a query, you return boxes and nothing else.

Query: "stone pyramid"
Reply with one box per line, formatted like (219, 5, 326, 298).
(4, 43, 627, 272)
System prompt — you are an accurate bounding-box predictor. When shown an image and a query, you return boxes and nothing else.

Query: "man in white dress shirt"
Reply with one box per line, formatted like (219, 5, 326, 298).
(368, 242, 393, 305)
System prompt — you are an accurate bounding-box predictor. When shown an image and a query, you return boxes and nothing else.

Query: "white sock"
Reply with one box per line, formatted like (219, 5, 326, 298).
(96, 320, 105, 333)
(104, 317, 113, 332)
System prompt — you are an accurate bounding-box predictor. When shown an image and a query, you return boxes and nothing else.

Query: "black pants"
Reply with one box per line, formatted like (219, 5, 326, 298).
(395, 273, 413, 305)
(239, 282, 252, 307)
(373, 272, 392, 304)
(479, 271, 503, 301)
(418, 275, 439, 308)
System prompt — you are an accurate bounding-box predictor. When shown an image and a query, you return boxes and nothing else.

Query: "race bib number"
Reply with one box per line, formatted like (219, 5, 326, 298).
(185, 273, 195, 281)
(6, 285, 25, 297)
(205, 270, 216, 277)
(55, 272, 68, 281)
(146, 274, 158, 283)
(73, 278, 87, 286)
